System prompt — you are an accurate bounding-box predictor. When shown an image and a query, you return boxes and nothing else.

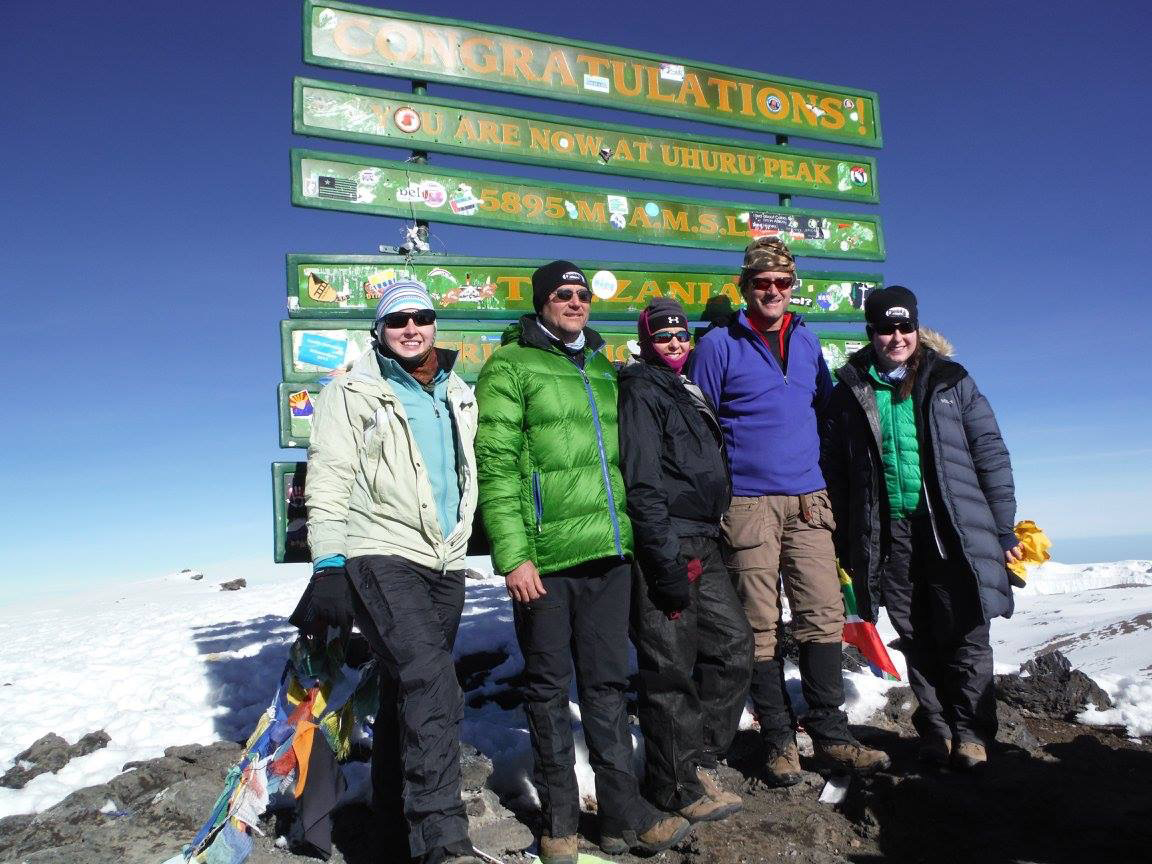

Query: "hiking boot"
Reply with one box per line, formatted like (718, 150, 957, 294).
(918, 736, 952, 768)
(951, 741, 987, 772)
(813, 739, 891, 775)
(600, 814, 692, 856)
(537, 834, 579, 864)
(764, 741, 803, 787)
(697, 766, 743, 811)
(678, 791, 740, 824)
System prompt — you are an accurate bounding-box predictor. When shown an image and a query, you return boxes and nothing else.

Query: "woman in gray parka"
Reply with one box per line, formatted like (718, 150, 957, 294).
(821, 286, 1023, 771)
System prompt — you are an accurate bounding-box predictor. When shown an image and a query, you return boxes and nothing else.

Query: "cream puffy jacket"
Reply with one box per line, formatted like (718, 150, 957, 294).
(305, 348, 478, 571)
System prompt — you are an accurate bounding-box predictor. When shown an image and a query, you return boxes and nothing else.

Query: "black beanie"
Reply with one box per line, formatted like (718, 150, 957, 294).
(638, 296, 689, 340)
(638, 296, 690, 366)
(531, 260, 588, 313)
(864, 285, 918, 327)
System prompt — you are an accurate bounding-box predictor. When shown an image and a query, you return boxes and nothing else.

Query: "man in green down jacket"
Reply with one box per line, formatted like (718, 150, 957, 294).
(475, 261, 690, 864)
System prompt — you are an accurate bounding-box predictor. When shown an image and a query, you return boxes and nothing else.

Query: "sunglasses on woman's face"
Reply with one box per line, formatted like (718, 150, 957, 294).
(872, 321, 916, 336)
(651, 330, 691, 344)
(381, 309, 437, 329)
(551, 287, 593, 303)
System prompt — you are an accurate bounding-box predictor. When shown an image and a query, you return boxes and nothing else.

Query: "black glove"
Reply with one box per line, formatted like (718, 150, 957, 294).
(649, 558, 692, 615)
(290, 566, 355, 638)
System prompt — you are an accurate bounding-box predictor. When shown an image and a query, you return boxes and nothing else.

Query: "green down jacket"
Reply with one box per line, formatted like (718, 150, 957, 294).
(474, 316, 633, 575)
(868, 365, 925, 519)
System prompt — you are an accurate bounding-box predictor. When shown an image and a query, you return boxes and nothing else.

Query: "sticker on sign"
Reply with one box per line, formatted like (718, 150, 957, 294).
(393, 106, 421, 133)
(583, 74, 610, 93)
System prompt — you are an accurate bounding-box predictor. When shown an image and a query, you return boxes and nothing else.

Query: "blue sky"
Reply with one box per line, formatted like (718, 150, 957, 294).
(3, 0, 1149, 601)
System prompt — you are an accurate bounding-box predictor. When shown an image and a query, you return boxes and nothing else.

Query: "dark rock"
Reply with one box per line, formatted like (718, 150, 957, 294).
(190, 572, 204, 580)
(219, 578, 247, 591)
(778, 620, 801, 664)
(995, 650, 1113, 720)
(1, 730, 111, 789)
(841, 645, 866, 673)
(73, 730, 112, 757)
(459, 742, 495, 791)
(995, 699, 1040, 751)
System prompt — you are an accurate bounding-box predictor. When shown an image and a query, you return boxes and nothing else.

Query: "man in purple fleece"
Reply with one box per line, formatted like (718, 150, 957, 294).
(692, 237, 890, 785)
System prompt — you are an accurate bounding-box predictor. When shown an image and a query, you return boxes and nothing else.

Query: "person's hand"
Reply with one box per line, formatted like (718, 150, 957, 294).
(506, 559, 546, 603)
(1004, 543, 1025, 566)
(290, 565, 355, 638)
(653, 559, 692, 616)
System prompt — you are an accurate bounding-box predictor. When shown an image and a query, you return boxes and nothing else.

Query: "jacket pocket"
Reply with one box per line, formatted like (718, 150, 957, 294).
(531, 471, 543, 533)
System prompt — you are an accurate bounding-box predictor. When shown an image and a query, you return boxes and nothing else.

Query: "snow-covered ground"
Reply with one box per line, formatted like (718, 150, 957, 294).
(1, 558, 1150, 820)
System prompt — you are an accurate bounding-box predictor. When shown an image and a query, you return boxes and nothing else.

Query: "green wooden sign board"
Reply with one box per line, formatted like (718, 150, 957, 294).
(280, 319, 868, 385)
(292, 149, 885, 260)
(294, 78, 879, 203)
(279, 382, 321, 448)
(288, 254, 879, 322)
(303, 1, 882, 147)
(272, 461, 310, 563)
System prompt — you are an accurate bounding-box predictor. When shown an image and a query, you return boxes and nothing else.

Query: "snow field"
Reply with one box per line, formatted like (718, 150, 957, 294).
(2, 558, 1150, 819)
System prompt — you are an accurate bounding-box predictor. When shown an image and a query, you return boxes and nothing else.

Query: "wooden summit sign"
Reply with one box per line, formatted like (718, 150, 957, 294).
(293, 149, 885, 260)
(295, 78, 878, 202)
(279, 319, 868, 384)
(304, 1, 882, 147)
(287, 254, 879, 322)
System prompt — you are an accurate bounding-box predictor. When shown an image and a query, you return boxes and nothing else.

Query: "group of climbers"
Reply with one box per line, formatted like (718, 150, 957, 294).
(291, 237, 1021, 863)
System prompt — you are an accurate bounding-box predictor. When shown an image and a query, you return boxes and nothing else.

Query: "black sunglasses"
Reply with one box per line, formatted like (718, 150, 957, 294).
(552, 287, 593, 303)
(651, 330, 691, 345)
(871, 321, 916, 336)
(380, 309, 437, 329)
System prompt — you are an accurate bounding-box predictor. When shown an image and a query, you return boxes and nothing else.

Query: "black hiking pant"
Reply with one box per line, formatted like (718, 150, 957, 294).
(513, 557, 658, 839)
(631, 535, 753, 810)
(881, 517, 996, 745)
(347, 555, 471, 864)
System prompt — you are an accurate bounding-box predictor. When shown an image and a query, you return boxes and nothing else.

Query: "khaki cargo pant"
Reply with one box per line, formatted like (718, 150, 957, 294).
(720, 490, 844, 662)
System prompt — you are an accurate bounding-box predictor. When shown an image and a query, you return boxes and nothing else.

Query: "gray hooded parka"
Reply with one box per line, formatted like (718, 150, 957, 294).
(821, 333, 1017, 624)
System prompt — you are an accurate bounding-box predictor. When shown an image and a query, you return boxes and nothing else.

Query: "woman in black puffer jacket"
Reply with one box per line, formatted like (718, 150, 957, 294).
(618, 297, 753, 823)
(821, 286, 1023, 771)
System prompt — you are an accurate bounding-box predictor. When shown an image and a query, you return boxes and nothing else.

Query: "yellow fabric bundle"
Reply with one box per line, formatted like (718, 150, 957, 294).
(1008, 520, 1051, 587)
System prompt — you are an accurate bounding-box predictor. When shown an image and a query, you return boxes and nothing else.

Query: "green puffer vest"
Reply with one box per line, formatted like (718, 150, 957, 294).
(868, 364, 925, 519)
(474, 316, 633, 575)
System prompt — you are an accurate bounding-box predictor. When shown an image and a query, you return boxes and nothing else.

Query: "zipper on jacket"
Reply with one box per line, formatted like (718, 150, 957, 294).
(580, 368, 625, 559)
(531, 471, 543, 533)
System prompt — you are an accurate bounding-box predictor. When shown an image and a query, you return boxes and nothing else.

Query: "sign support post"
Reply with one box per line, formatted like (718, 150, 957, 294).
(410, 80, 431, 250)
(776, 134, 792, 208)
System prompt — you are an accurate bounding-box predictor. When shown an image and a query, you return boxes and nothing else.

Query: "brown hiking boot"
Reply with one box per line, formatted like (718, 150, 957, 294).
(813, 739, 891, 775)
(600, 814, 692, 856)
(697, 766, 743, 811)
(764, 741, 803, 787)
(918, 736, 952, 768)
(952, 740, 987, 771)
(538, 834, 579, 864)
(678, 791, 740, 823)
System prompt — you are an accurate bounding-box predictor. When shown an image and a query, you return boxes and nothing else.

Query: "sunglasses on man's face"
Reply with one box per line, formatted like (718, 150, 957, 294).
(651, 330, 691, 345)
(551, 287, 593, 303)
(872, 321, 916, 336)
(748, 276, 795, 292)
(380, 309, 437, 329)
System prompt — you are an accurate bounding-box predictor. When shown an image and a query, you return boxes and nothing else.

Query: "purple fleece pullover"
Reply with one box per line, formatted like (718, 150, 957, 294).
(692, 311, 834, 497)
